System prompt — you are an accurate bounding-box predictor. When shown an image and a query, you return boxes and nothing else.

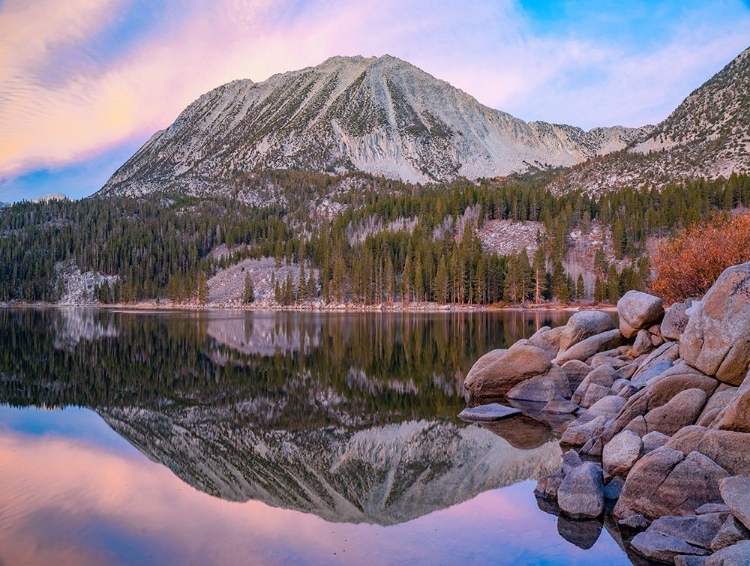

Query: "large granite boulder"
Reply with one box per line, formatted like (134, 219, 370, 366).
(649, 513, 727, 550)
(558, 311, 616, 351)
(644, 388, 708, 436)
(464, 344, 551, 399)
(529, 326, 565, 359)
(464, 349, 507, 384)
(557, 462, 604, 519)
(615, 448, 729, 520)
(553, 329, 626, 365)
(680, 262, 750, 386)
(618, 290, 665, 339)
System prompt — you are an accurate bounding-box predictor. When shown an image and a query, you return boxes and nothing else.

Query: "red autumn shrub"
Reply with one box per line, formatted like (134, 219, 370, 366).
(650, 212, 750, 304)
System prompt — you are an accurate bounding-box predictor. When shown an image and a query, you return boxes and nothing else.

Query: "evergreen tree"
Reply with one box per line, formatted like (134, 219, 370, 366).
(532, 246, 547, 304)
(576, 274, 585, 301)
(197, 272, 209, 305)
(607, 265, 620, 303)
(243, 274, 254, 304)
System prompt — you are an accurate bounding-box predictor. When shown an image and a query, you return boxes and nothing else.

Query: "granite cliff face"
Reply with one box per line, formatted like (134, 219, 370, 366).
(98, 55, 647, 198)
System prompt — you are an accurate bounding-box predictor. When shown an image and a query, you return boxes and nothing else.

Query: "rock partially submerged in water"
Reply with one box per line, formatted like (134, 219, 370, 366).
(457, 403, 521, 422)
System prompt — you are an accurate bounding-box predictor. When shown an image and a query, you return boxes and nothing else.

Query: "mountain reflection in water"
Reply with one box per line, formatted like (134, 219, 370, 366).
(0, 308, 632, 566)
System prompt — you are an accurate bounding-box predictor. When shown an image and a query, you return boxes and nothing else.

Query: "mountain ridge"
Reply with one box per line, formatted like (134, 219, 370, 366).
(98, 54, 650, 198)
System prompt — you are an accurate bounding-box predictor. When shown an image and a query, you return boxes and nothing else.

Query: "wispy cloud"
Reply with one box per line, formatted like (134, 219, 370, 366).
(0, 0, 748, 193)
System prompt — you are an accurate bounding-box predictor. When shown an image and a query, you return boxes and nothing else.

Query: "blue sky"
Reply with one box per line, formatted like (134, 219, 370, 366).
(0, 0, 748, 202)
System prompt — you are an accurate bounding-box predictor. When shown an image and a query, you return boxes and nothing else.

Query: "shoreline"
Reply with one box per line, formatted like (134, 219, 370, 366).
(0, 301, 620, 313)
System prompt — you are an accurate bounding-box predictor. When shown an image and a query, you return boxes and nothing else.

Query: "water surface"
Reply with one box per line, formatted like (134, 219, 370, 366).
(0, 309, 633, 565)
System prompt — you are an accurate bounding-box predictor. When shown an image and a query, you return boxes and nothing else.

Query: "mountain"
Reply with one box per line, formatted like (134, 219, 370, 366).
(551, 47, 750, 194)
(100, 407, 562, 525)
(98, 55, 648, 197)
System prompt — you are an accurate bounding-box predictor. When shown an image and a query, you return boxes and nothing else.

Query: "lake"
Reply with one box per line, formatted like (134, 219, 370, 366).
(0, 308, 634, 566)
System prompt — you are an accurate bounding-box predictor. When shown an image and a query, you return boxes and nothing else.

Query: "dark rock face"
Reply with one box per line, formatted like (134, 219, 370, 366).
(680, 262, 750, 386)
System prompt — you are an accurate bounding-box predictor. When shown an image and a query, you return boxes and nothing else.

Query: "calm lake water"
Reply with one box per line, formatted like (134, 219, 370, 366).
(0, 308, 634, 566)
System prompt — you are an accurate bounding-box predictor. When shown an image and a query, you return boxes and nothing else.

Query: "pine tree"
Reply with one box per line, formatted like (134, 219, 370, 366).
(532, 246, 547, 304)
(576, 274, 585, 301)
(243, 274, 254, 304)
(434, 257, 448, 304)
(607, 265, 620, 303)
(197, 272, 209, 305)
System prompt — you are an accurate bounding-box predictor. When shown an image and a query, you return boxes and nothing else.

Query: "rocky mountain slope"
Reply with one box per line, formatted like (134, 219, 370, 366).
(100, 406, 561, 525)
(551, 48, 750, 194)
(98, 55, 648, 197)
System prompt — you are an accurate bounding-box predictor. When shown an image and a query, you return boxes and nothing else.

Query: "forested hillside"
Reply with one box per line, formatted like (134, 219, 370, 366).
(1, 171, 749, 306)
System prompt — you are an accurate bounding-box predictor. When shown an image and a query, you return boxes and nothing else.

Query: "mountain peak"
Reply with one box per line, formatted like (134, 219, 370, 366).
(97, 55, 650, 198)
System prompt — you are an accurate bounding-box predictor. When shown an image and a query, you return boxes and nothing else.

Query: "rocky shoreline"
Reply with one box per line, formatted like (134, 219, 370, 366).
(462, 262, 750, 565)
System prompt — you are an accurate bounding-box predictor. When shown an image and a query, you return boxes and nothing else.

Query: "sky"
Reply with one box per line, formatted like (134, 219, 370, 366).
(0, 0, 748, 202)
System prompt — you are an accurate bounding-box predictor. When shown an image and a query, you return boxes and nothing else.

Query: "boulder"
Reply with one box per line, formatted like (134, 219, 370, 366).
(572, 365, 619, 405)
(675, 556, 709, 566)
(698, 504, 731, 515)
(715, 377, 750, 432)
(711, 515, 750, 552)
(650, 513, 728, 550)
(506, 365, 571, 403)
(464, 348, 507, 383)
(631, 531, 709, 563)
(603, 372, 719, 444)
(603, 431, 642, 479)
(557, 462, 604, 519)
(632, 342, 681, 380)
(558, 311, 616, 351)
(667, 427, 750, 477)
(561, 449, 583, 474)
(464, 344, 551, 399)
(644, 388, 708, 435)
(642, 431, 671, 454)
(553, 329, 626, 365)
(698, 387, 739, 428)
(581, 383, 613, 409)
(560, 415, 607, 447)
(604, 477, 625, 500)
(618, 290, 665, 339)
(615, 449, 728, 520)
(619, 514, 650, 530)
(529, 325, 565, 359)
(535, 472, 564, 502)
(662, 299, 693, 341)
(631, 360, 675, 389)
(633, 329, 655, 357)
(561, 360, 592, 390)
(587, 395, 627, 421)
(720, 476, 750, 531)
(543, 397, 579, 414)
(458, 403, 522, 422)
(706, 541, 750, 566)
(680, 262, 750, 385)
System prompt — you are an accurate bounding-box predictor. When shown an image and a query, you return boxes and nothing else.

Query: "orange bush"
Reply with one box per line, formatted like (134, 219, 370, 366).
(650, 213, 750, 304)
